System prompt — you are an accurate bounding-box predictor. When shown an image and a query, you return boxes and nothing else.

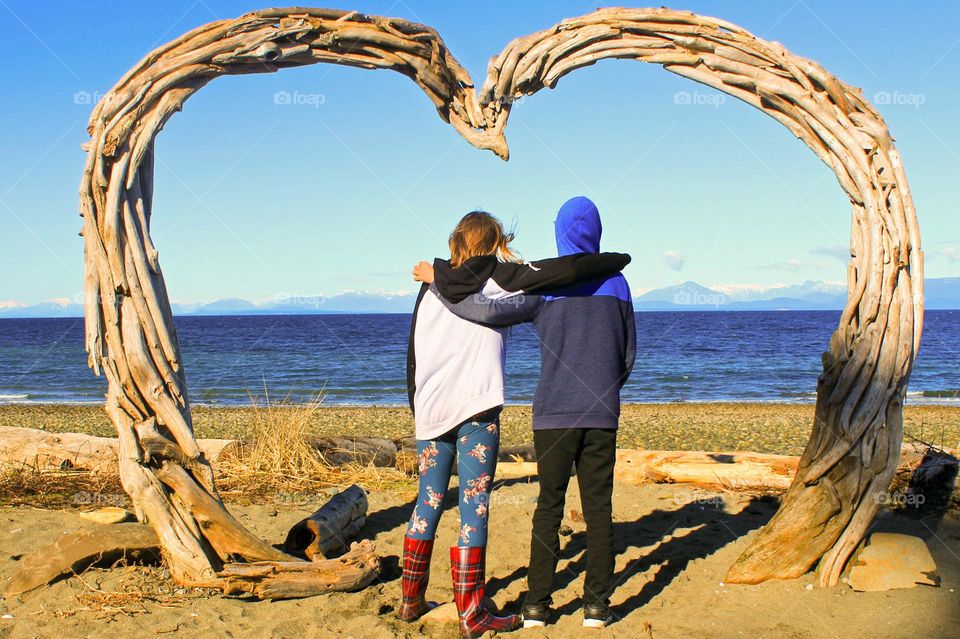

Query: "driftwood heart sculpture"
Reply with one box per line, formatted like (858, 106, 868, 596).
(79, 7, 922, 591)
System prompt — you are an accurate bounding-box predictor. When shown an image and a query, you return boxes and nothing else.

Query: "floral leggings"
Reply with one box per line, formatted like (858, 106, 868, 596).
(407, 410, 501, 547)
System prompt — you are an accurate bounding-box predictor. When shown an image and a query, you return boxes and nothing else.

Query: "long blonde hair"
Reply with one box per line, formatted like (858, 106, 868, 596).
(448, 211, 518, 268)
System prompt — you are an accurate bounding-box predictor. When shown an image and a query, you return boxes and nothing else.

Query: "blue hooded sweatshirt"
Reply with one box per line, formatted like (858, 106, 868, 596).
(532, 196, 636, 430)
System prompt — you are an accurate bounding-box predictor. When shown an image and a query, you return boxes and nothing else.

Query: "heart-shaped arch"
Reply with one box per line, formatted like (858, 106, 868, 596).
(80, 7, 922, 590)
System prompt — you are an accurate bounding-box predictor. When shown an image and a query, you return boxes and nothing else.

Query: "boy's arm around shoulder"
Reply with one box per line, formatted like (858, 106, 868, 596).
(431, 284, 542, 327)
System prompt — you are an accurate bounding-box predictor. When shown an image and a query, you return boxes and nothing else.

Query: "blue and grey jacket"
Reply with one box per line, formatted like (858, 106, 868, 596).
(432, 197, 636, 430)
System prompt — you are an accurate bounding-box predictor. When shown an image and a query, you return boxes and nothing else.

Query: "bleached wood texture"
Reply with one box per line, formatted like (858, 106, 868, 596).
(0, 425, 234, 473)
(218, 540, 380, 599)
(4, 524, 160, 596)
(283, 484, 368, 560)
(81, 6, 922, 588)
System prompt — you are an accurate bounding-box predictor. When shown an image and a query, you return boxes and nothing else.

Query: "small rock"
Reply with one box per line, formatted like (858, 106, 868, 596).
(848, 533, 939, 592)
(79, 507, 132, 525)
(559, 524, 574, 537)
(804, 584, 813, 591)
(423, 598, 496, 623)
(422, 602, 458, 623)
(2, 614, 14, 619)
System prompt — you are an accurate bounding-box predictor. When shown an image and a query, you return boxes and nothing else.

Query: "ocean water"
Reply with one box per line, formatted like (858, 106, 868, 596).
(0, 311, 956, 406)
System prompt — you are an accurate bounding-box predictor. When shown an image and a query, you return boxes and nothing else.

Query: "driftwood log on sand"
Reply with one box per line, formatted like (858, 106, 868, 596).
(0, 425, 234, 473)
(496, 444, 958, 495)
(283, 484, 368, 560)
(79, 6, 921, 587)
(4, 524, 160, 596)
(218, 540, 380, 600)
(0, 426, 396, 472)
(3, 485, 379, 601)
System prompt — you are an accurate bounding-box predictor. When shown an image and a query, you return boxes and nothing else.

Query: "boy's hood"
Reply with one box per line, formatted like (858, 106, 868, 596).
(547, 196, 632, 302)
(555, 196, 602, 256)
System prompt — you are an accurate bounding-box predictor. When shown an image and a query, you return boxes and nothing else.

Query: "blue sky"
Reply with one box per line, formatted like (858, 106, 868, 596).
(1, 0, 957, 305)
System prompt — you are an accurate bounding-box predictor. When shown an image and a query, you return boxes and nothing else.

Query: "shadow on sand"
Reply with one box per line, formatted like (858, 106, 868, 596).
(487, 491, 778, 621)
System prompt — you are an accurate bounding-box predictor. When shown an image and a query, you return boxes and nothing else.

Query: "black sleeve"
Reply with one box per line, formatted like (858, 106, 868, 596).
(433, 252, 631, 303)
(491, 253, 632, 295)
(431, 285, 543, 327)
(406, 283, 430, 414)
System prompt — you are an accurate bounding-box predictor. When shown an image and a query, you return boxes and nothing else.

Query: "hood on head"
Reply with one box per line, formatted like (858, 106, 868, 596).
(555, 196, 601, 256)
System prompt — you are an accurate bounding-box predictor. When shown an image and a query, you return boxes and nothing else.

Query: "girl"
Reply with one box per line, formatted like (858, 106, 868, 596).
(400, 210, 629, 638)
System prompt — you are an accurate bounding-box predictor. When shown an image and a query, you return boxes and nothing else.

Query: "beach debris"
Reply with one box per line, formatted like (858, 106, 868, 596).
(0, 425, 234, 473)
(283, 484, 368, 560)
(218, 540, 380, 599)
(848, 533, 939, 592)
(570, 509, 585, 523)
(4, 523, 160, 596)
(79, 507, 132, 525)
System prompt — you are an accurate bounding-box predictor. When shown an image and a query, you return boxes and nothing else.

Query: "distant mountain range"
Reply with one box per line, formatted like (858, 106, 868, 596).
(3, 278, 958, 317)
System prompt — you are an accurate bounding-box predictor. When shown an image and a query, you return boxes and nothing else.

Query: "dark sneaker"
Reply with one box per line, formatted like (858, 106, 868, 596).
(521, 601, 552, 628)
(583, 602, 615, 629)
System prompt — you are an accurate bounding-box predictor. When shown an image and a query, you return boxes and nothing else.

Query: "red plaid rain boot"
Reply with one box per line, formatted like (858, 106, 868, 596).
(450, 546, 521, 638)
(398, 536, 436, 621)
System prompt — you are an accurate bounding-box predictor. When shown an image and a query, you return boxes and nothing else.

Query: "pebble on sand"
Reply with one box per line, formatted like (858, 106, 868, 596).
(79, 507, 133, 525)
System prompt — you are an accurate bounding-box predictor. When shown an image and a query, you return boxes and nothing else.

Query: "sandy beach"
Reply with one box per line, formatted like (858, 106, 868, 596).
(0, 403, 958, 637)
(1, 478, 958, 638)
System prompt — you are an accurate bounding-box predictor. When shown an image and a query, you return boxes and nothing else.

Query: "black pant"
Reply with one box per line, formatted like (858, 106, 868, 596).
(526, 427, 616, 607)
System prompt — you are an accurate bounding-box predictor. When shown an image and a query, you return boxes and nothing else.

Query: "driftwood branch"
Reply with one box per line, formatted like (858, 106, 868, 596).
(4, 524, 160, 596)
(218, 540, 380, 600)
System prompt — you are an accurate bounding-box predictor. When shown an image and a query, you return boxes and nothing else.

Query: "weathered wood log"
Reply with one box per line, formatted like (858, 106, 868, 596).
(494, 445, 958, 495)
(0, 425, 234, 473)
(4, 523, 160, 596)
(218, 540, 380, 600)
(615, 450, 800, 491)
(283, 484, 368, 560)
(80, 5, 922, 588)
(309, 436, 397, 468)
